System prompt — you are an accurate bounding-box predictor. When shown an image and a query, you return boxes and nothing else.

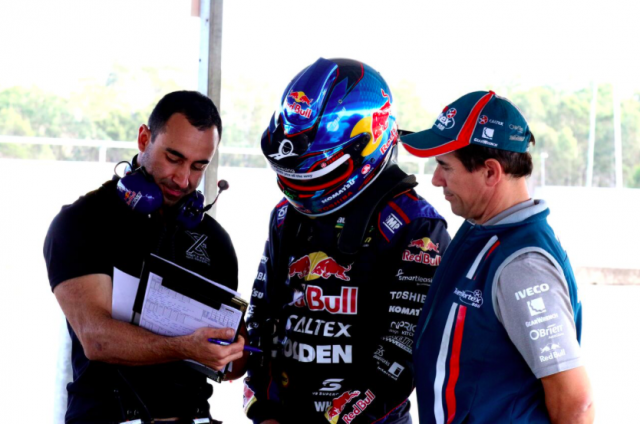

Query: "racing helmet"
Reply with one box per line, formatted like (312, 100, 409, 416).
(261, 58, 399, 216)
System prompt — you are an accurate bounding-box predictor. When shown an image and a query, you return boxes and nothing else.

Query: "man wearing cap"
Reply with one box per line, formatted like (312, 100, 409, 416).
(402, 91, 594, 424)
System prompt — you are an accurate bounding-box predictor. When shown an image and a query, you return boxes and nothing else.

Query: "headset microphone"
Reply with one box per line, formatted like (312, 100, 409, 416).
(217, 179, 229, 192)
(202, 179, 229, 213)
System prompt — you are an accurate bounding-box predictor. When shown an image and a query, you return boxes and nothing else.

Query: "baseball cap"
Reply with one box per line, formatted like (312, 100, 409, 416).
(401, 91, 535, 158)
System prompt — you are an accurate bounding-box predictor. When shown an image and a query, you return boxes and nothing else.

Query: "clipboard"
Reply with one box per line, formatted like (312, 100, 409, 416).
(131, 254, 248, 382)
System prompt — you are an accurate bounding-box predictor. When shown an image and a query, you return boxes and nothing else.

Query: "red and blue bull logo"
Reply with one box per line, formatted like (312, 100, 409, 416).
(287, 91, 313, 119)
(371, 89, 391, 142)
(342, 390, 376, 423)
(288, 252, 352, 281)
(288, 91, 314, 106)
(408, 237, 440, 253)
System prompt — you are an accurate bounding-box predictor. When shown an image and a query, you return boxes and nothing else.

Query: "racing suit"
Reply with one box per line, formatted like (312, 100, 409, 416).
(244, 165, 450, 424)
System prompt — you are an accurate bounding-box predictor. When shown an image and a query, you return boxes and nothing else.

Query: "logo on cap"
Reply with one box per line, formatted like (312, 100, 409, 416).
(479, 115, 488, 125)
(435, 107, 457, 131)
(482, 127, 494, 140)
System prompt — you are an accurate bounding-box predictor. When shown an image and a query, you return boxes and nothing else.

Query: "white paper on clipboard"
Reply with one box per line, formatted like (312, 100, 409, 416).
(138, 271, 243, 337)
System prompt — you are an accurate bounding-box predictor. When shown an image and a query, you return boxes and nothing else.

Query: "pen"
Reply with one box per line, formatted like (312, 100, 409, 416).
(208, 338, 263, 353)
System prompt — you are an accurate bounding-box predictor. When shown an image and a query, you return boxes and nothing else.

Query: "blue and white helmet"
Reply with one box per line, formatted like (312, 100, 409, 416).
(261, 58, 398, 216)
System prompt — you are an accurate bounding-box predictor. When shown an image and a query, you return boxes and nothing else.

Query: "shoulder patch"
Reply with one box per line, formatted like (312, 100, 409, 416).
(378, 191, 445, 242)
(275, 198, 289, 228)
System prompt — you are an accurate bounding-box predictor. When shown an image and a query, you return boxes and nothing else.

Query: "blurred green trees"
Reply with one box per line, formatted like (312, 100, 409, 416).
(1, 67, 639, 188)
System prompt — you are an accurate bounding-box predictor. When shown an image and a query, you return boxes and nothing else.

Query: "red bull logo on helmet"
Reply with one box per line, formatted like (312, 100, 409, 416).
(371, 88, 391, 142)
(289, 91, 314, 106)
(325, 390, 360, 423)
(288, 252, 352, 281)
(287, 91, 314, 119)
(407, 237, 440, 253)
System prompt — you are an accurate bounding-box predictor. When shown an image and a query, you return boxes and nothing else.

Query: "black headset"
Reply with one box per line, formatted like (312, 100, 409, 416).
(115, 160, 228, 229)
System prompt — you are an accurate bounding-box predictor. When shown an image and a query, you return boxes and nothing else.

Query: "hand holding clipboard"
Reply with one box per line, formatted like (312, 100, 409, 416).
(131, 254, 252, 381)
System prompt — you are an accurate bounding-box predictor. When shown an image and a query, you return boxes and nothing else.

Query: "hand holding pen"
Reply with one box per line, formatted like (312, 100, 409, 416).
(209, 337, 262, 353)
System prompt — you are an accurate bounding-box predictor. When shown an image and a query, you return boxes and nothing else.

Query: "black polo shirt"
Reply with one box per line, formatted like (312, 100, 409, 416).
(44, 178, 238, 423)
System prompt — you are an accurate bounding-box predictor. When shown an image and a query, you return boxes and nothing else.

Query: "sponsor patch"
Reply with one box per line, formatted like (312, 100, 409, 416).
(482, 127, 495, 140)
(526, 312, 558, 327)
(515, 284, 550, 300)
(286, 315, 352, 337)
(539, 342, 566, 362)
(293, 285, 358, 315)
(530, 323, 564, 341)
(382, 335, 413, 353)
(283, 340, 352, 364)
(435, 107, 457, 131)
(402, 250, 441, 266)
(390, 291, 427, 303)
(407, 237, 439, 253)
(527, 297, 547, 316)
(342, 390, 376, 424)
(383, 213, 403, 233)
(289, 252, 352, 282)
(395, 269, 432, 285)
(388, 305, 422, 316)
(454, 288, 483, 308)
(325, 391, 360, 423)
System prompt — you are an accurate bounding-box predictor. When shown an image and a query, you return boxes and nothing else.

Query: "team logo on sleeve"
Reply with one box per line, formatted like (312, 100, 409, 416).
(539, 342, 566, 362)
(407, 237, 440, 253)
(403, 238, 441, 266)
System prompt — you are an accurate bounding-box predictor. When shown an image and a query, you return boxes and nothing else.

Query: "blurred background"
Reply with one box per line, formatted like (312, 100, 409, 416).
(0, 0, 638, 422)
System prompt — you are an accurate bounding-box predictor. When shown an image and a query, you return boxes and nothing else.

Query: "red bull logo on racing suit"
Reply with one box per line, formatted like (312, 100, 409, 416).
(407, 237, 440, 253)
(293, 285, 358, 315)
(325, 390, 360, 423)
(289, 252, 352, 281)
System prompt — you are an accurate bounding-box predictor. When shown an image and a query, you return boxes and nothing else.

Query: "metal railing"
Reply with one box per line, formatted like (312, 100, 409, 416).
(0, 135, 430, 173)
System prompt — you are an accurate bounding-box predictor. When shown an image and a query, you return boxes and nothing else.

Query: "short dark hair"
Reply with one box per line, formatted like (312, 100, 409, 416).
(454, 143, 534, 178)
(148, 91, 222, 141)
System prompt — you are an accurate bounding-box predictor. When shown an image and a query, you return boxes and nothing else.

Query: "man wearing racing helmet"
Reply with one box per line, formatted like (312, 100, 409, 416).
(243, 58, 451, 424)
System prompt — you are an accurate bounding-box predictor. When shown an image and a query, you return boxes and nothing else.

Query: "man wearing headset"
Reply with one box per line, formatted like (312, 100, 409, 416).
(44, 91, 247, 424)
(243, 58, 451, 424)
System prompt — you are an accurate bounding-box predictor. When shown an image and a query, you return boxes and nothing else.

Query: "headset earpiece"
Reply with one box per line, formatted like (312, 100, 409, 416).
(116, 167, 164, 214)
(175, 190, 206, 230)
